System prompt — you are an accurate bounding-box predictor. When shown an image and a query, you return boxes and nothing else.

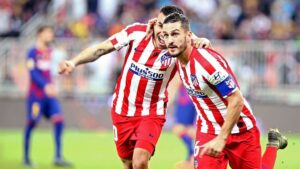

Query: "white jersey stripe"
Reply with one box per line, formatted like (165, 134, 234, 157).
(131, 39, 155, 116)
(115, 48, 135, 114)
(198, 49, 226, 74)
(177, 63, 210, 133)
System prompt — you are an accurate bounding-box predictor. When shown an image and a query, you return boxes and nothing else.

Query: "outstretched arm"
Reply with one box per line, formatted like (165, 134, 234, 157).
(59, 40, 115, 75)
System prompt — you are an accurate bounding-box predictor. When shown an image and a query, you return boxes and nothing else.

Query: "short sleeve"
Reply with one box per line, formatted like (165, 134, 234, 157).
(196, 49, 238, 98)
(109, 23, 147, 50)
(207, 70, 237, 98)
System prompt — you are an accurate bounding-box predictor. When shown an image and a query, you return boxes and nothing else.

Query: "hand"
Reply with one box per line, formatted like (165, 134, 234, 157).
(192, 38, 213, 49)
(45, 84, 57, 97)
(58, 60, 75, 75)
(199, 136, 226, 158)
(145, 18, 157, 40)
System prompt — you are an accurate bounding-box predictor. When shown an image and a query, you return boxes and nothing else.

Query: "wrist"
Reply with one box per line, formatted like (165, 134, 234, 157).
(218, 133, 229, 141)
(68, 60, 76, 67)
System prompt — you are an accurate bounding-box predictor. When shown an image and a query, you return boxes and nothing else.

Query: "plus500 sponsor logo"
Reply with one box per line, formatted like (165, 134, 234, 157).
(129, 63, 164, 81)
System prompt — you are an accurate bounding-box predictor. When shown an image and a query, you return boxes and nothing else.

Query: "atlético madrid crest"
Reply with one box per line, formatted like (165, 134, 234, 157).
(191, 74, 199, 87)
(160, 53, 172, 67)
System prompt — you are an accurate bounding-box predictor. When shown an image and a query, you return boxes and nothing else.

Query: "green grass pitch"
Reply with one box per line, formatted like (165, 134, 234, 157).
(0, 130, 299, 169)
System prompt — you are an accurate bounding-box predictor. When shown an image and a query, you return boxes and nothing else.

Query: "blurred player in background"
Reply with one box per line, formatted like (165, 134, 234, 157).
(24, 25, 71, 167)
(59, 5, 211, 169)
(173, 84, 196, 169)
(162, 13, 287, 169)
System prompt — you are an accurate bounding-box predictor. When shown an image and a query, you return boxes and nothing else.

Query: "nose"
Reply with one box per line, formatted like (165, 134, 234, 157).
(165, 37, 171, 46)
(167, 37, 175, 46)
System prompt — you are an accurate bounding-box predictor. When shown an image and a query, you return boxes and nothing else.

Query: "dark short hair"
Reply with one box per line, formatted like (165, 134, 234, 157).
(36, 25, 53, 35)
(160, 5, 184, 16)
(163, 13, 190, 31)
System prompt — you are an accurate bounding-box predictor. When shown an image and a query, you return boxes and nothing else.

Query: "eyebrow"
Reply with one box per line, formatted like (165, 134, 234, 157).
(171, 29, 180, 32)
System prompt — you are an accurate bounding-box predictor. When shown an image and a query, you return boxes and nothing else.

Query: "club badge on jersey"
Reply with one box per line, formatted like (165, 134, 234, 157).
(160, 53, 172, 67)
(225, 78, 236, 89)
(191, 74, 199, 87)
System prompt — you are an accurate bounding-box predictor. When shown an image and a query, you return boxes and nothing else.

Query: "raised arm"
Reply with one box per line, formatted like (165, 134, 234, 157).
(58, 40, 115, 75)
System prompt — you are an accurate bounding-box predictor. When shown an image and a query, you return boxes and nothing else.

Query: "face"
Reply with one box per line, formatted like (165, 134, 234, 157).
(162, 22, 191, 57)
(153, 13, 167, 49)
(39, 28, 54, 45)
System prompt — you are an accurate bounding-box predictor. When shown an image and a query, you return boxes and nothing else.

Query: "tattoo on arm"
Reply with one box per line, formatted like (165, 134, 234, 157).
(84, 48, 107, 63)
(93, 48, 106, 59)
(75, 46, 114, 65)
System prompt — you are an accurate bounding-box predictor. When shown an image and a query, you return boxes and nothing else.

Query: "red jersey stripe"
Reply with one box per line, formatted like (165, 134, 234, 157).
(180, 61, 216, 133)
(120, 37, 151, 116)
(190, 55, 225, 128)
(126, 24, 147, 36)
(134, 49, 161, 116)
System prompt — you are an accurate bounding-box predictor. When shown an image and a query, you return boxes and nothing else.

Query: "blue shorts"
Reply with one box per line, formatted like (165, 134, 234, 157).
(26, 96, 62, 122)
(174, 102, 197, 126)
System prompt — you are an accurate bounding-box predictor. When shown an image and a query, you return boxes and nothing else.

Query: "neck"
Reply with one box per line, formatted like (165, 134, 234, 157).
(36, 40, 48, 50)
(178, 43, 192, 65)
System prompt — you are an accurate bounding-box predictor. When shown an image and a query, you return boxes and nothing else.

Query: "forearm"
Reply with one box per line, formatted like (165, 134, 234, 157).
(30, 70, 49, 88)
(71, 40, 115, 66)
(219, 92, 244, 140)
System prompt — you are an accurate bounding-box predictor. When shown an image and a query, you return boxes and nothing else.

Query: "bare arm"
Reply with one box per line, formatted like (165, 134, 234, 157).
(71, 40, 115, 66)
(59, 40, 115, 75)
(219, 90, 244, 140)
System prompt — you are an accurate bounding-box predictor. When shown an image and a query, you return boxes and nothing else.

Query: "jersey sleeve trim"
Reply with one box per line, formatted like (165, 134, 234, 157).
(109, 23, 147, 50)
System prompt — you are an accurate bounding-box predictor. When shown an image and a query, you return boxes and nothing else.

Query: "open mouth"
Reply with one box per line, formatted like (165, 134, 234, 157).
(157, 34, 165, 45)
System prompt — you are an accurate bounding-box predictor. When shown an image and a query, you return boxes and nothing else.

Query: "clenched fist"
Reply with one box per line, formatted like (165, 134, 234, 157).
(58, 60, 75, 75)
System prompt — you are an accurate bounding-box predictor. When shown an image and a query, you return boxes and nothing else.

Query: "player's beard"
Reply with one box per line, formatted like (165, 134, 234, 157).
(169, 38, 188, 58)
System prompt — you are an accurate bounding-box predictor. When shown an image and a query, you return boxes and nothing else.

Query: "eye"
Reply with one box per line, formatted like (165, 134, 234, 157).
(171, 32, 179, 37)
(163, 34, 168, 39)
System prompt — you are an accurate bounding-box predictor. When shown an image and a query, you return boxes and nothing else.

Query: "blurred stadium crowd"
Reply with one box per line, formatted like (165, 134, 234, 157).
(1, 0, 300, 40)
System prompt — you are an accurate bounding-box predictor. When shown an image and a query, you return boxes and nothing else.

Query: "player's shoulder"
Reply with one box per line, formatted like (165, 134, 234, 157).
(194, 47, 214, 56)
(125, 22, 147, 34)
(194, 48, 224, 62)
(192, 48, 224, 75)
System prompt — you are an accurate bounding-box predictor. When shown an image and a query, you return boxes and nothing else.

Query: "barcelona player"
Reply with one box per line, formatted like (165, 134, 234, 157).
(24, 25, 71, 167)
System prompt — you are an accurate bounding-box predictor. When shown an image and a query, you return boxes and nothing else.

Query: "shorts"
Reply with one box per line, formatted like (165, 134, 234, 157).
(112, 112, 165, 159)
(174, 102, 196, 126)
(26, 96, 62, 123)
(194, 127, 261, 169)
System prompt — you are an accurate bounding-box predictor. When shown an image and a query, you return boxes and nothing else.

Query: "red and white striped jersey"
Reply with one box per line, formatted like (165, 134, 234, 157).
(109, 23, 177, 117)
(177, 48, 256, 134)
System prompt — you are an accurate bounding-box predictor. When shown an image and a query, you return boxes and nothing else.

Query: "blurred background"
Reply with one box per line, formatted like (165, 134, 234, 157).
(0, 0, 300, 169)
